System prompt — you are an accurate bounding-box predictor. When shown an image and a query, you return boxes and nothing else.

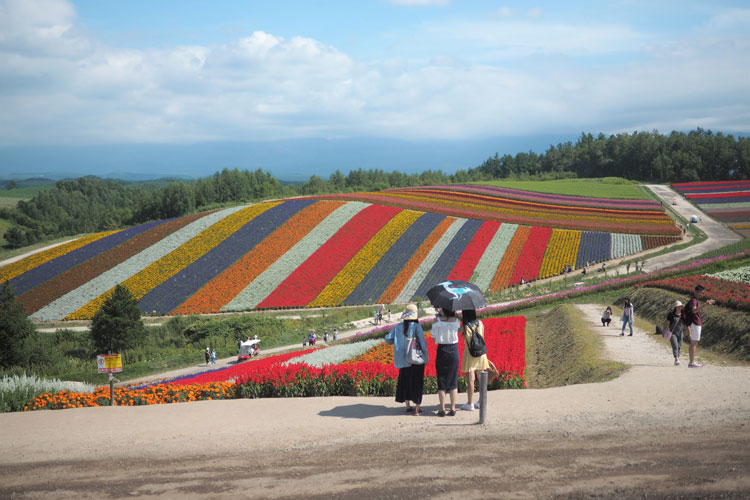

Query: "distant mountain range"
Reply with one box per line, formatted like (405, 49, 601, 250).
(0, 135, 573, 183)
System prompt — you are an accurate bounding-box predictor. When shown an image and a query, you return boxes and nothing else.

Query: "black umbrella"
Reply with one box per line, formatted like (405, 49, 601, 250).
(426, 280, 487, 312)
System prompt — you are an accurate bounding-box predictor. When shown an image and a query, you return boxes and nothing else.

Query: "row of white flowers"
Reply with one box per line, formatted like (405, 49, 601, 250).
(283, 338, 383, 368)
(610, 233, 643, 260)
(32, 206, 247, 321)
(1, 373, 97, 412)
(473, 223, 519, 291)
(395, 218, 467, 303)
(709, 265, 750, 284)
(222, 202, 371, 312)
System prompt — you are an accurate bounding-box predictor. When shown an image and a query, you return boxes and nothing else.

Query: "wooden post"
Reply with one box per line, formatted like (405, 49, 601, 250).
(479, 370, 487, 425)
(109, 373, 115, 406)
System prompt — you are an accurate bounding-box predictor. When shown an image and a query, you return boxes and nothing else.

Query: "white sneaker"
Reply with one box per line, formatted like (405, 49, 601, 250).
(461, 403, 475, 411)
(688, 362, 703, 368)
(674, 359, 680, 366)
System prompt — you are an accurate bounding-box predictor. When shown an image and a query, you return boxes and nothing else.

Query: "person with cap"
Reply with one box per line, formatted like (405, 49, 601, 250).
(664, 301, 686, 365)
(384, 303, 429, 415)
(204, 347, 210, 366)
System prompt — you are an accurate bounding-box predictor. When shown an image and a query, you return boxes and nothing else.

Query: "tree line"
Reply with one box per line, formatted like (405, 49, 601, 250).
(1, 128, 748, 249)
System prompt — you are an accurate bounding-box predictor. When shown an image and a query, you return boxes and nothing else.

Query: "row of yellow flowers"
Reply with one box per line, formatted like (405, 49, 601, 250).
(0, 231, 118, 283)
(309, 209, 422, 307)
(538, 229, 582, 280)
(66, 203, 279, 319)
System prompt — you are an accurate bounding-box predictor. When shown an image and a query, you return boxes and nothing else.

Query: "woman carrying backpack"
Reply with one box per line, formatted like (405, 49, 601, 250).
(459, 309, 488, 411)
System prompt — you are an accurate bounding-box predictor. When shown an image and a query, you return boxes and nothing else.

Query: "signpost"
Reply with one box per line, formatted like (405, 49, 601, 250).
(97, 354, 122, 406)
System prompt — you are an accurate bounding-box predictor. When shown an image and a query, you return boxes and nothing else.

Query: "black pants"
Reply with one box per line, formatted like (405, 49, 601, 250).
(395, 364, 425, 405)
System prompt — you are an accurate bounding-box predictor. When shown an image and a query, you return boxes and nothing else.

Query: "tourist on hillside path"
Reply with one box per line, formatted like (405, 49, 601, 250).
(432, 307, 460, 417)
(685, 285, 715, 368)
(602, 306, 612, 327)
(664, 301, 685, 366)
(210, 349, 216, 365)
(385, 303, 428, 415)
(460, 309, 488, 411)
(621, 298, 634, 336)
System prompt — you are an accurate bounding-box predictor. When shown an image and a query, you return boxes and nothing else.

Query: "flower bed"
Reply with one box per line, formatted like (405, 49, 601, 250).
(5, 189, 683, 318)
(24, 382, 236, 410)
(642, 274, 750, 311)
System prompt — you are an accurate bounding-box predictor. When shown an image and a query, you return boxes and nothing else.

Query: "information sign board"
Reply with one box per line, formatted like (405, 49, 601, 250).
(97, 354, 123, 373)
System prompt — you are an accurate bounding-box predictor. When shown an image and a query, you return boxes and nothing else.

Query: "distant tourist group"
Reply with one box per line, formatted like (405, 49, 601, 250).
(600, 283, 713, 368)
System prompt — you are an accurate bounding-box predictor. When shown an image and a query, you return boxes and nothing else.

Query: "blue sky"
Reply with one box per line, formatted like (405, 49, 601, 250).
(0, 0, 748, 179)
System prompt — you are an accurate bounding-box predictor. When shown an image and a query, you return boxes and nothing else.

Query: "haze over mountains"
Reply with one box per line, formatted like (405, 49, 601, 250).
(0, 135, 573, 182)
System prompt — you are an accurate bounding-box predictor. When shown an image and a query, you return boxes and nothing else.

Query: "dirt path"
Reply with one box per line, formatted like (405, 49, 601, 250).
(2, 303, 749, 498)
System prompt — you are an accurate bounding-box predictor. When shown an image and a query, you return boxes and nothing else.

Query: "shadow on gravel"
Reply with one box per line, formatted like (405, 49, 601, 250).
(318, 404, 402, 419)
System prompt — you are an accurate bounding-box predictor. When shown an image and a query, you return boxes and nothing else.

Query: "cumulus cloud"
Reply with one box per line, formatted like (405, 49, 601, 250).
(0, 0, 748, 147)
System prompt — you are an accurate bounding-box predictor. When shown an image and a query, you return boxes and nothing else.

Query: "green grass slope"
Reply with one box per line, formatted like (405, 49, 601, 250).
(474, 177, 646, 199)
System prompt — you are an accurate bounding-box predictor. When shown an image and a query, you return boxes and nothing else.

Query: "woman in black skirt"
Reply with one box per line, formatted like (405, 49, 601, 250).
(385, 303, 429, 415)
(432, 307, 460, 416)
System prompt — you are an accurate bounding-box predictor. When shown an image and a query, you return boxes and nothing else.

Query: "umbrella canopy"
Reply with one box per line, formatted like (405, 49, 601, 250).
(426, 280, 487, 311)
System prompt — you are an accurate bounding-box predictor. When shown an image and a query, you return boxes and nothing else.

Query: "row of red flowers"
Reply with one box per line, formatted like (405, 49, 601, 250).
(24, 316, 525, 410)
(642, 274, 750, 311)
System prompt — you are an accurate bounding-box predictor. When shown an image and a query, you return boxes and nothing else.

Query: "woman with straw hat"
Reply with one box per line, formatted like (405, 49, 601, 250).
(664, 300, 686, 366)
(385, 303, 429, 415)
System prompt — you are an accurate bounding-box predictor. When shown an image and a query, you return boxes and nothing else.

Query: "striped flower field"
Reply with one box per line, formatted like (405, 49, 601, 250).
(672, 180, 750, 237)
(1, 186, 681, 320)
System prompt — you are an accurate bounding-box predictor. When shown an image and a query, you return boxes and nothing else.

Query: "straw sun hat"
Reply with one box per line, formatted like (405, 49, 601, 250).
(401, 303, 418, 319)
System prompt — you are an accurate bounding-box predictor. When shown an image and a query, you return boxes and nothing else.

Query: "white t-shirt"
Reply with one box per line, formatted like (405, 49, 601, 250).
(432, 319, 460, 344)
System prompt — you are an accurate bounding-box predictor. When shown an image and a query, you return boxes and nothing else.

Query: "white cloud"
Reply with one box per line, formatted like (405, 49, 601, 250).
(0, 0, 748, 147)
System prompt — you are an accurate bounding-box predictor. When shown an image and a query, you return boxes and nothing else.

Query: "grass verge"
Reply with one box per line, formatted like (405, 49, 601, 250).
(524, 304, 627, 388)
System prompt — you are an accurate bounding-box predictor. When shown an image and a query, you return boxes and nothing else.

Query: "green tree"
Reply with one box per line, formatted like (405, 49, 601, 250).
(90, 284, 147, 354)
(0, 282, 36, 368)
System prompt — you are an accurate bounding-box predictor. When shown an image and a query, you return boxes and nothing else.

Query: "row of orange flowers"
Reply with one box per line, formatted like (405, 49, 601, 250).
(24, 382, 236, 410)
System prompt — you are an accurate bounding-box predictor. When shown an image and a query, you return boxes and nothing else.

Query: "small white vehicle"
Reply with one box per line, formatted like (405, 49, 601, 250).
(238, 338, 260, 361)
(690, 215, 699, 223)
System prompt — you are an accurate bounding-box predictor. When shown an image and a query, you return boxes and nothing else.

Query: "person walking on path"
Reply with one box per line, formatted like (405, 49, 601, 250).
(332, 328, 338, 341)
(664, 301, 686, 366)
(459, 309, 489, 411)
(204, 347, 210, 366)
(685, 284, 715, 368)
(620, 298, 634, 336)
(602, 306, 612, 327)
(210, 349, 216, 365)
(385, 304, 429, 415)
(432, 307, 460, 417)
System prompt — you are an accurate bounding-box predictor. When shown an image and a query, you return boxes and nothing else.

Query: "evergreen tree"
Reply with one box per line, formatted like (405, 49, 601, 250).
(90, 284, 147, 353)
(0, 282, 35, 368)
